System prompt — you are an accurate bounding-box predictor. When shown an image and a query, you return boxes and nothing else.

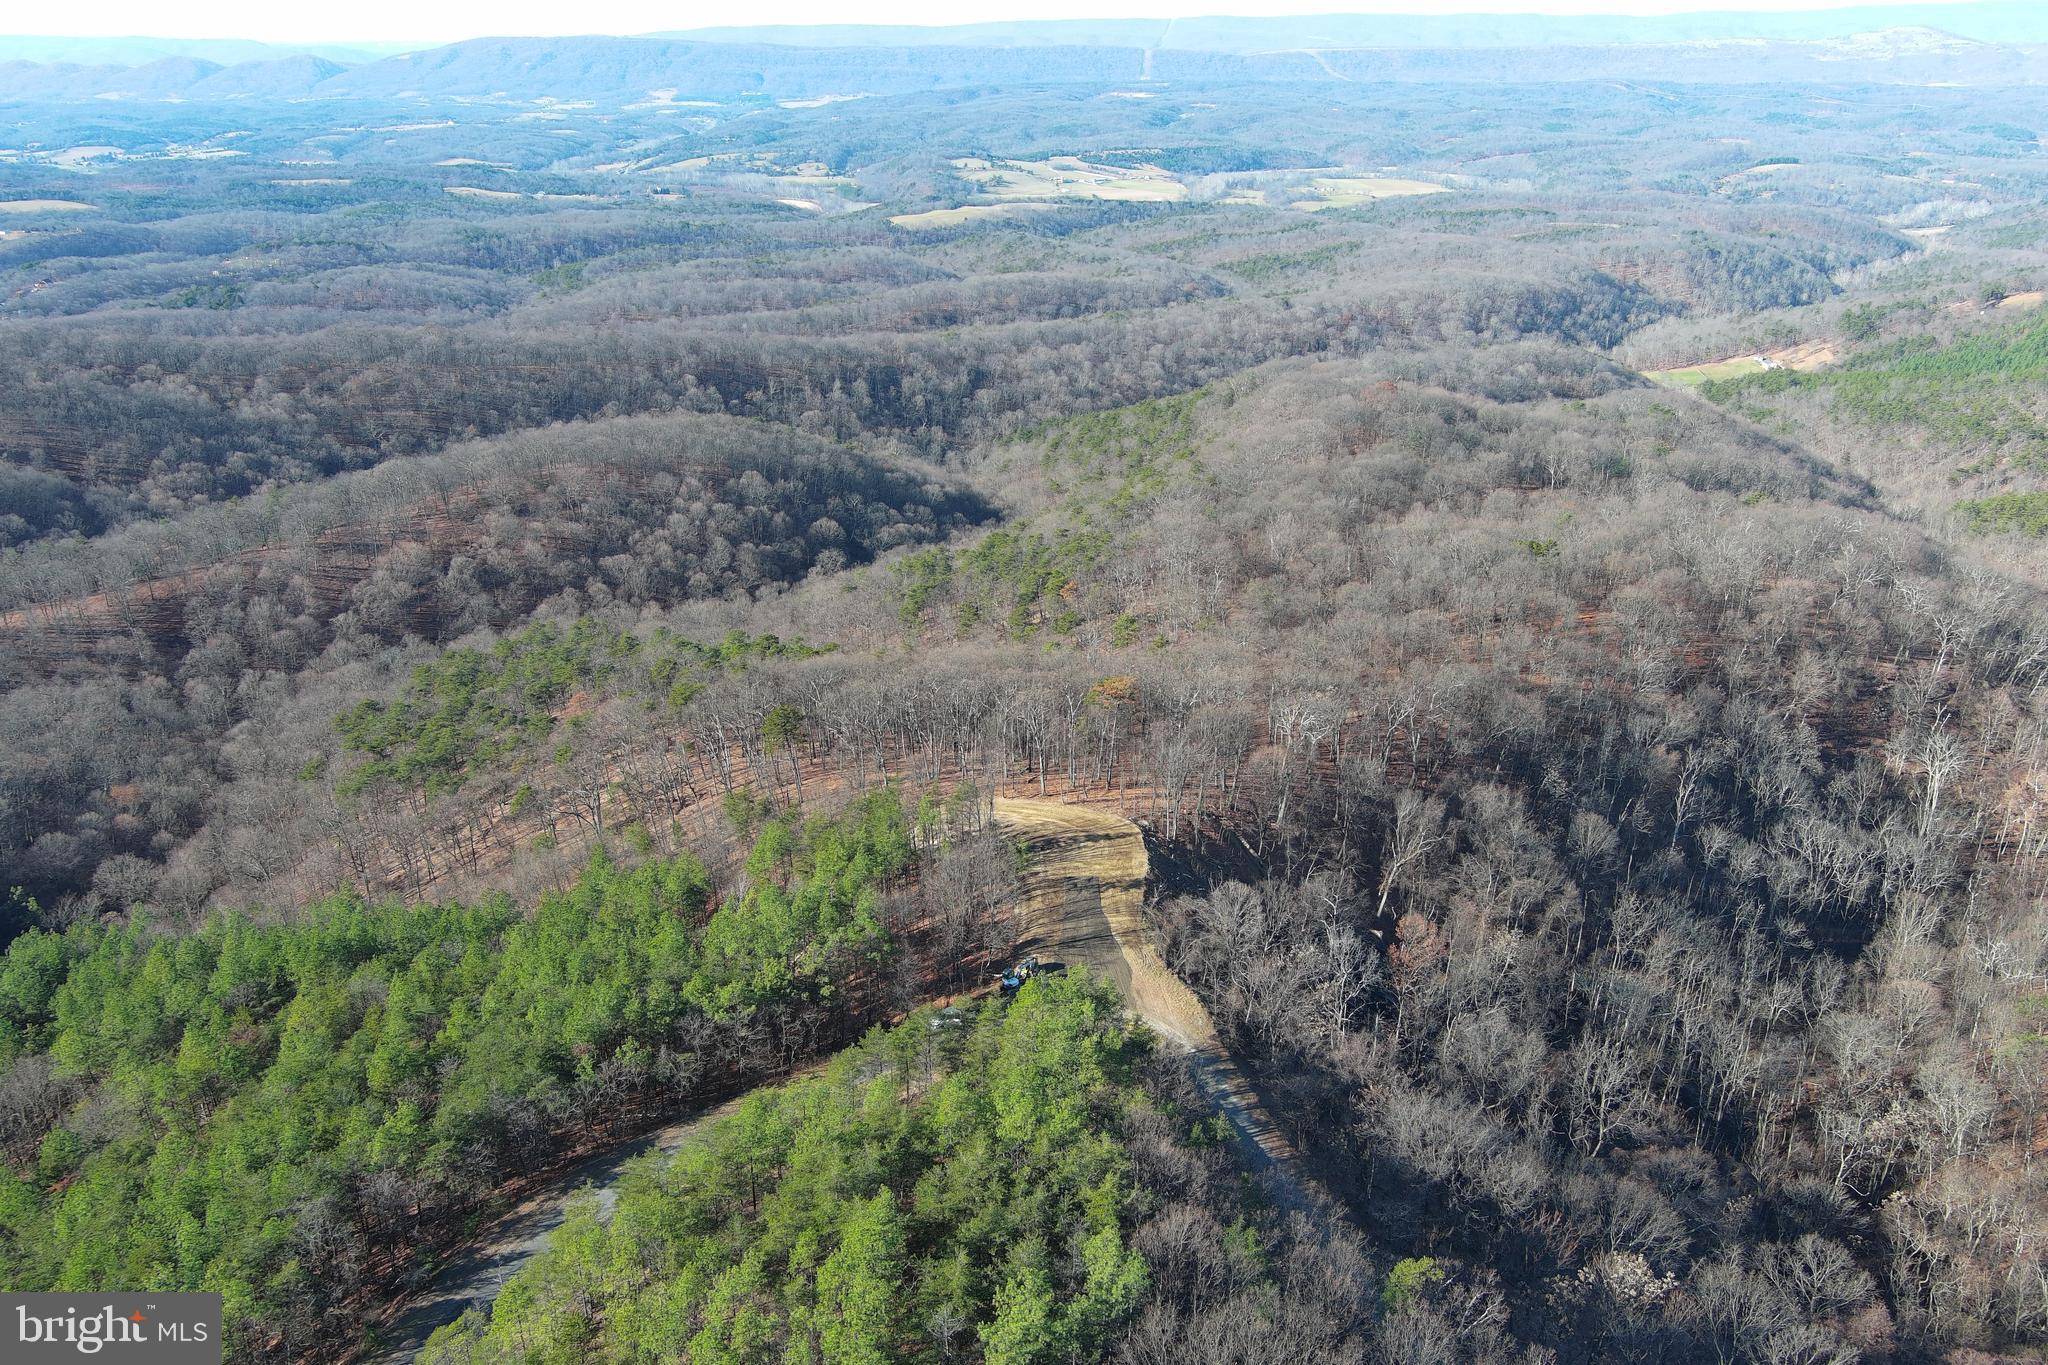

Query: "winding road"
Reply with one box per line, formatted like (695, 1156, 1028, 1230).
(368, 797, 1304, 1360)
(989, 797, 1304, 1192)
(367, 1091, 755, 1361)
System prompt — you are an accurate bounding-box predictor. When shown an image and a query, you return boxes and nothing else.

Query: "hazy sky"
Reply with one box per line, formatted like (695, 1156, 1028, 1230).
(5, 0, 1992, 46)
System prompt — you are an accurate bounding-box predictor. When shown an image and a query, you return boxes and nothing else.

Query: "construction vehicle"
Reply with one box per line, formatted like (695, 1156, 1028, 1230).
(999, 956, 1040, 996)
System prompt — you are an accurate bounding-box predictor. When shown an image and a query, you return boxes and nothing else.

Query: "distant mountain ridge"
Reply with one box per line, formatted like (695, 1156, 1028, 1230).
(0, 54, 348, 100)
(0, 34, 406, 65)
(10, 3, 2046, 67)
(2, 14, 2046, 104)
(671, 2, 2048, 49)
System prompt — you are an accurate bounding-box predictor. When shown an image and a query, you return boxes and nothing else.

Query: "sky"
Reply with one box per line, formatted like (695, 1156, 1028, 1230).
(1, 0, 1993, 46)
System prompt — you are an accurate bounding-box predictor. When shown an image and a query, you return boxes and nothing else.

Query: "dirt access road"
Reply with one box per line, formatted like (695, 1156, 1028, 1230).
(371, 798, 1304, 1359)
(989, 797, 1304, 1191)
(366, 1088, 770, 1361)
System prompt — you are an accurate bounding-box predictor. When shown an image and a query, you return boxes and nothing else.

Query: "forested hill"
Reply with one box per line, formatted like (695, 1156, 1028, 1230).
(0, 412, 988, 679)
(8, 40, 2048, 1365)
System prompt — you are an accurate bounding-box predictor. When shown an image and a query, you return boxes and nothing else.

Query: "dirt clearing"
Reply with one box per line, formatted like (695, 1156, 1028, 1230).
(993, 797, 1213, 1049)
(990, 797, 1304, 1184)
(1645, 337, 1838, 387)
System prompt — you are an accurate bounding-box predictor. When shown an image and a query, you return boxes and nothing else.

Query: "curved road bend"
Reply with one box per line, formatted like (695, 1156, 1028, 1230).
(988, 797, 1307, 1197)
(372, 797, 1308, 1359)
(369, 1091, 754, 1361)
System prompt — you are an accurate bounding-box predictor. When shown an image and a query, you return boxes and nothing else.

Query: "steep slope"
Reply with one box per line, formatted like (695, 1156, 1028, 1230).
(993, 797, 1307, 1190)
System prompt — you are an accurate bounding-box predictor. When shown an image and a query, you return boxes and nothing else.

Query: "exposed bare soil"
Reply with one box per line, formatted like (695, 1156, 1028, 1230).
(991, 797, 1305, 1185)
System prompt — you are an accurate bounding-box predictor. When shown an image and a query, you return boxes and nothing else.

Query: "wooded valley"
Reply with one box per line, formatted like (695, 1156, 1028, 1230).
(7, 15, 2048, 1363)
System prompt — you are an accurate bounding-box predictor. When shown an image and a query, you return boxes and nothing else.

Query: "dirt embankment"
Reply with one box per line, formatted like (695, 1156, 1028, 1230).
(990, 796, 1305, 1188)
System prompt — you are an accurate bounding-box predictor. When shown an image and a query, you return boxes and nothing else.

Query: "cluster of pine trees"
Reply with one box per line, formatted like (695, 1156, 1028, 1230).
(0, 795, 915, 1358)
(421, 977, 1157, 1365)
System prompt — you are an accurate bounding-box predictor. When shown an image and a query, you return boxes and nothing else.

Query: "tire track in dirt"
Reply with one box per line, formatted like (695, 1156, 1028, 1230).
(989, 797, 1309, 1199)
